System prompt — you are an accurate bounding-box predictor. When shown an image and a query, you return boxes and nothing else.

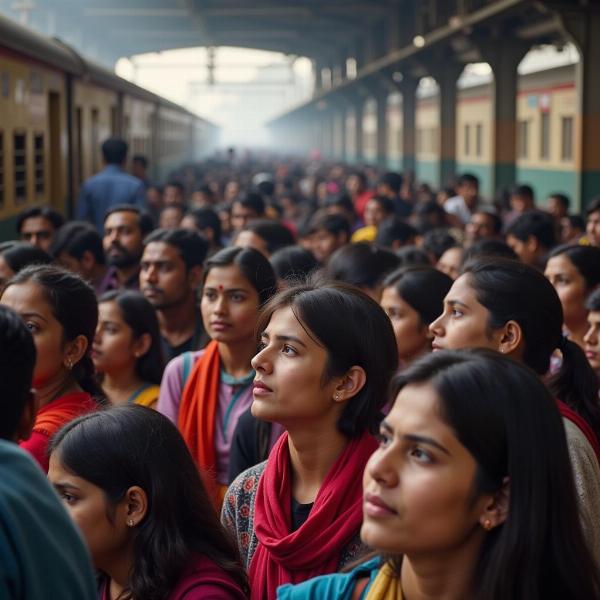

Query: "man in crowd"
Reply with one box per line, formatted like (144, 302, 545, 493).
(51, 222, 108, 294)
(230, 191, 265, 232)
(376, 171, 412, 218)
(140, 228, 209, 361)
(506, 211, 556, 268)
(102, 205, 153, 292)
(444, 173, 480, 225)
(16, 206, 64, 253)
(131, 154, 151, 189)
(465, 210, 502, 246)
(77, 137, 146, 232)
(308, 213, 351, 265)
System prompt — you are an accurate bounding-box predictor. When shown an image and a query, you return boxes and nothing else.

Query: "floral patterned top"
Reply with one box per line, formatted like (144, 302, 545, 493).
(220, 461, 369, 569)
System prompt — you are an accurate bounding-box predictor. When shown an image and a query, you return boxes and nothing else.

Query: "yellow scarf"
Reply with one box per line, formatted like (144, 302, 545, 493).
(364, 562, 403, 600)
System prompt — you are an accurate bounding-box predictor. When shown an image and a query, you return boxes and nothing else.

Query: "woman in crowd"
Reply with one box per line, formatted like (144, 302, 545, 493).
(0, 241, 52, 289)
(269, 245, 318, 289)
(545, 244, 600, 349)
(158, 247, 279, 502)
(48, 406, 249, 599)
(93, 291, 164, 408)
(429, 257, 600, 560)
(381, 267, 453, 368)
(279, 351, 600, 599)
(0, 265, 101, 471)
(222, 280, 398, 600)
(326, 242, 400, 301)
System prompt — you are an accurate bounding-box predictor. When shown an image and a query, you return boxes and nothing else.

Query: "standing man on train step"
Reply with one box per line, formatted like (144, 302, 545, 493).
(77, 137, 146, 232)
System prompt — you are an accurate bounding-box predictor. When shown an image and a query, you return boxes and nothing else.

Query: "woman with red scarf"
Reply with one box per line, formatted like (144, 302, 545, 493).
(221, 281, 398, 600)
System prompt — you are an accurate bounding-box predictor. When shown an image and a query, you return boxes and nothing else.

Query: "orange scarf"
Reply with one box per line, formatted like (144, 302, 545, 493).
(178, 340, 223, 504)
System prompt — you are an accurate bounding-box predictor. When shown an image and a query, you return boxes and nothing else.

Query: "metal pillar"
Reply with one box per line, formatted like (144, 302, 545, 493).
(477, 39, 529, 197)
(398, 77, 418, 174)
(375, 90, 388, 169)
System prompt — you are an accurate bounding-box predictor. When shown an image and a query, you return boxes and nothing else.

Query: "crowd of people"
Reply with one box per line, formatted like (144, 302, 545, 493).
(2, 136, 600, 598)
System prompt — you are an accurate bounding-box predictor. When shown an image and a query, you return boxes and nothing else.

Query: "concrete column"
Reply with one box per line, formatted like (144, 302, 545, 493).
(375, 90, 389, 169)
(349, 95, 366, 163)
(429, 63, 463, 188)
(477, 39, 529, 197)
(397, 77, 419, 174)
(313, 58, 324, 95)
(559, 9, 600, 212)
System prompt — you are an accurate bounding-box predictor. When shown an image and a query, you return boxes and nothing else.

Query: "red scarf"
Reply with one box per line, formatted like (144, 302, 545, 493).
(249, 431, 378, 600)
(557, 399, 600, 466)
(33, 391, 97, 438)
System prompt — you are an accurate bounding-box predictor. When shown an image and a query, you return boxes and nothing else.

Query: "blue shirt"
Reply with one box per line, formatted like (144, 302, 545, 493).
(0, 440, 97, 599)
(76, 164, 146, 232)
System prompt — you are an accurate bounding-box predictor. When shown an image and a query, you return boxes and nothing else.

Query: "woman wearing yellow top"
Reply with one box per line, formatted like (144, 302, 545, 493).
(93, 291, 164, 408)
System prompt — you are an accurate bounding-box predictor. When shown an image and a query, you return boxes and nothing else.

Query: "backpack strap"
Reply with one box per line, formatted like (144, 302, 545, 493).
(180, 351, 194, 388)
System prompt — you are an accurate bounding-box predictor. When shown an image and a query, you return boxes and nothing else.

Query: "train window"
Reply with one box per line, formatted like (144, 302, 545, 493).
(475, 123, 482, 157)
(13, 133, 27, 204)
(540, 112, 550, 161)
(34, 134, 44, 196)
(561, 117, 573, 162)
(464, 124, 470, 156)
(518, 120, 529, 159)
(30, 72, 43, 95)
(0, 132, 4, 208)
(1, 73, 8, 98)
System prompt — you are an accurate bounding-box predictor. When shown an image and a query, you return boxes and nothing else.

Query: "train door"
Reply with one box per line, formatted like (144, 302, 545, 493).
(48, 91, 61, 207)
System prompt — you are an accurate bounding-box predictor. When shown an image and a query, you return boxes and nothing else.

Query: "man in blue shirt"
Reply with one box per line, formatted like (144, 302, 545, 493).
(77, 137, 146, 232)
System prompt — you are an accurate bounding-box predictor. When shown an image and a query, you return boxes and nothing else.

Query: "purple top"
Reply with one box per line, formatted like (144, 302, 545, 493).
(157, 350, 254, 485)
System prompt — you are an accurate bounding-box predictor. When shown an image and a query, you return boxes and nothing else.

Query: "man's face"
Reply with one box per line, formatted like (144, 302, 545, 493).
(231, 202, 258, 232)
(587, 210, 600, 247)
(465, 213, 496, 244)
(140, 242, 196, 310)
(548, 197, 567, 220)
(510, 194, 533, 214)
(20, 216, 56, 252)
(457, 182, 478, 205)
(311, 228, 347, 264)
(131, 161, 146, 180)
(163, 185, 183, 207)
(103, 211, 143, 269)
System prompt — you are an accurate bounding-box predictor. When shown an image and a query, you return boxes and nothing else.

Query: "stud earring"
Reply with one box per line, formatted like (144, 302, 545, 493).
(334, 393, 340, 401)
(127, 519, 135, 527)
(483, 519, 493, 531)
(65, 359, 73, 370)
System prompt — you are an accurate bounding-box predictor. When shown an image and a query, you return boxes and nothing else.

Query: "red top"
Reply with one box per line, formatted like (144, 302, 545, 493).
(354, 190, 374, 221)
(100, 554, 248, 599)
(19, 391, 97, 472)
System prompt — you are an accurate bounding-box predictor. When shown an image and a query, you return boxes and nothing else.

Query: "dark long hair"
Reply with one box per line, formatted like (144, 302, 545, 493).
(383, 266, 453, 326)
(463, 258, 600, 438)
(546, 244, 600, 290)
(389, 349, 600, 599)
(256, 279, 398, 437)
(4, 265, 104, 400)
(98, 291, 164, 385)
(203, 246, 277, 307)
(49, 406, 249, 599)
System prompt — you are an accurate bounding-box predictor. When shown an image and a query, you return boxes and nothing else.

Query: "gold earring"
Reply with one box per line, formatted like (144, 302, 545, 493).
(483, 519, 493, 531)
(334, 393, 340, 401)
(127, 519, 135, 527)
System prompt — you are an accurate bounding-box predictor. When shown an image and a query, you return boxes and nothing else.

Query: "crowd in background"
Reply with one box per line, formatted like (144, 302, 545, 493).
(1, 137, 600, 598)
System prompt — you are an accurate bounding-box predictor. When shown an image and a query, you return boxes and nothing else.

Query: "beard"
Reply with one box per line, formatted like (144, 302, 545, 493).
(106, 244, 141, 268)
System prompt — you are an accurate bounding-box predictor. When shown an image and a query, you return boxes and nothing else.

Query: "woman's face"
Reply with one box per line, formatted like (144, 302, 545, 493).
(0, 255, 15, 290)
(361, 383, 490, 555)
(48, 453, 130, 570)
(544, 254, 590, 333)
(0, 281, 71, 387)
(201, 265, 261, 345)
(381, 286, 430, 363)
(437, 247, 464, 280)
(429, 274, 502, 352)
(93, 301, 138, 375)
(251, 306, 338, 426)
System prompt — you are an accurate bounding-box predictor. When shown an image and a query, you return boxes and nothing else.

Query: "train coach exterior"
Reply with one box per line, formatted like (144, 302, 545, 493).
(0, 14, 216, 239)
